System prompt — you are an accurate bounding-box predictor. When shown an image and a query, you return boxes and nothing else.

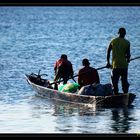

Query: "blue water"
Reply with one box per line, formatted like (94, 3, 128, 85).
(0, 6, 140, 134)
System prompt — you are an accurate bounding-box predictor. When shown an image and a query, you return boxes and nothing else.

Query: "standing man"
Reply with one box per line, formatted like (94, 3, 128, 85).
(54, 54, 74, 84)
(106, 27, 131, 94)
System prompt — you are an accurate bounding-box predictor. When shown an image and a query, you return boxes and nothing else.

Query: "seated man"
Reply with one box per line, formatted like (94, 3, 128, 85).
(78, 58, 100, 89)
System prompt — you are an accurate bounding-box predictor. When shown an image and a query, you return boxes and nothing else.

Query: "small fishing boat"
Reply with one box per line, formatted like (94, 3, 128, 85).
(25, 72, 136, 108)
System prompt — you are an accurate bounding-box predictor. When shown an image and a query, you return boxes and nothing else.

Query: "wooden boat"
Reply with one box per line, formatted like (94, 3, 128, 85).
(25, 73, 136, 108)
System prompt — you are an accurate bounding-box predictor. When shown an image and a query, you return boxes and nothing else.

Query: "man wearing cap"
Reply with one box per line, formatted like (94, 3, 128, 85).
(106, 27, 131, 94)
(78, 58, 100, 89)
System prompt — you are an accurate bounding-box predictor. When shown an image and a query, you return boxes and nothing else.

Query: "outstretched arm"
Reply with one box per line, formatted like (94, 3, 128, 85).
(126, 44, 131, 63)
(106, 43, 112, 68)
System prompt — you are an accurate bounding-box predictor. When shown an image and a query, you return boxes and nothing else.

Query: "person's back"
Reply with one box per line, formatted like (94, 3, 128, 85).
(78, 59, 100, 88)
(54, 54, 73, 84)
(111, 36, 130, 68)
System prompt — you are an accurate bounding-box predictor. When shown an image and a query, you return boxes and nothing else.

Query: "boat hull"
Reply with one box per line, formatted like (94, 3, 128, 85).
(25, 74, 136, 108)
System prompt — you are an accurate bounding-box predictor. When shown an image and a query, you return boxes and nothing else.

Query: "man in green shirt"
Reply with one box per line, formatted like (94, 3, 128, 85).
(106, 27, 131, 94)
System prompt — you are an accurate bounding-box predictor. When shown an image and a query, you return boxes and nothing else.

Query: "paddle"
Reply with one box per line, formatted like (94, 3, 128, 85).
(49, 66, 107, 85)
(49, 56, 140, 85)
(129, 56, 140, 61)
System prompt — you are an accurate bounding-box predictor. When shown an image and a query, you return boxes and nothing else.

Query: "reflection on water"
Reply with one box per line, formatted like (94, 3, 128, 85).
(27, 95, 137, 133)
(111, 107, 135, 133)
(51, 100, 103, 133)
(51, 100, 98, 116)
(52, 101, 136, 133)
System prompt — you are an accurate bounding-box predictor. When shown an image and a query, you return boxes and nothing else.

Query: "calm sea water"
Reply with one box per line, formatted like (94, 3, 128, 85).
(0, 6, 140, 134)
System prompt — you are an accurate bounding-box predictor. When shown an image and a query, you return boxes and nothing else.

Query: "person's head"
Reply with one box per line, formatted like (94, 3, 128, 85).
(118, 27, 126, 37)
(82, 58, 90, 66)
(61, 54, 67, 60)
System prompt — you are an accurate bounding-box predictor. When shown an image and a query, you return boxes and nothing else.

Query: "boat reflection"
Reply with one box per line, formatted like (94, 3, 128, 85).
(28, 95, 137, 133)
(111, 107, 135, 133)
(52, 99, 105, 116)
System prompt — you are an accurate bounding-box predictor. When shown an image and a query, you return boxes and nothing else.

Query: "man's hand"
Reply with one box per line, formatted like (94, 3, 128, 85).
(106, 63, 112, 69)
(127, 59, 130, 63)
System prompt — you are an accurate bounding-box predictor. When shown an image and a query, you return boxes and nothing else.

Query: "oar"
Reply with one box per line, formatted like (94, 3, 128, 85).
(49, 66, 107, 85)
(49, 56, 140, 85)
(72, 66, 107, 78)
(130, 56, 140, 61)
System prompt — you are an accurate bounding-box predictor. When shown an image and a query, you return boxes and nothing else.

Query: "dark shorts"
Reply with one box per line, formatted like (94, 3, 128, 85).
(111, 68, 129, 93)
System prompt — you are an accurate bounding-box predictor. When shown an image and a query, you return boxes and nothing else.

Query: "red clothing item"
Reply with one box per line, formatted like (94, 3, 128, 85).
(78, 66, 100, 88)
(54, 58, 73, 79)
